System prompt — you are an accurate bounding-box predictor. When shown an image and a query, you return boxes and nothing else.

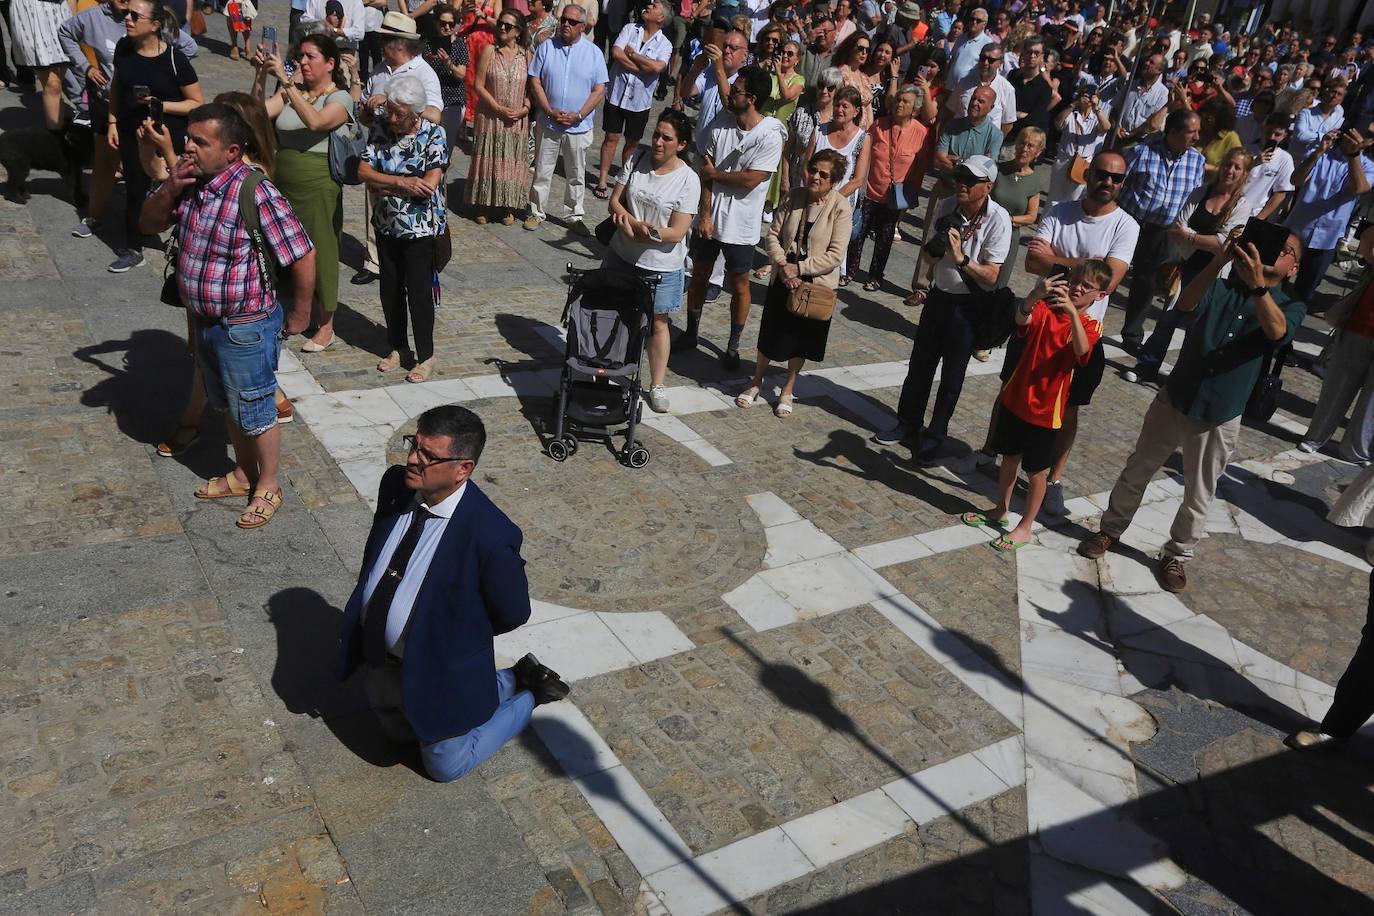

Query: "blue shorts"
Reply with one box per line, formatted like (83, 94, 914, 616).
(689, 234, 756, 276)
(603, 249, 685, 314)
(194, 304, 282, 436)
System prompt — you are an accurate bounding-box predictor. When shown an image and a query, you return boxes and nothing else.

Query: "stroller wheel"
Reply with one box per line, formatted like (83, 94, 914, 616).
(548, 439, 569, 462)
(627, 446, 651, 468)
(562, 435, 578, 456)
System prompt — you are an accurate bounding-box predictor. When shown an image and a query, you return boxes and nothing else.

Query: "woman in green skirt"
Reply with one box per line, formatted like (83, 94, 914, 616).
(254, 33, 354, 352)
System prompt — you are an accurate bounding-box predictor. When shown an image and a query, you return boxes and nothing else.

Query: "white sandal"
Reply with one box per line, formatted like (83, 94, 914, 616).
(775, 395, 794, 418)
(735, 386, 760, 408)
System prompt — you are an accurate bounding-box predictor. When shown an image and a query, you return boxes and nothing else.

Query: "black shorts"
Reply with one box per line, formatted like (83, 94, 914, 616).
(602, 102, 652, 142)
(690, 234, 756, 276)
(999, 332, 1027, 383)
(990, 401, 1058, 474)
(1067, 338, 1107, 407)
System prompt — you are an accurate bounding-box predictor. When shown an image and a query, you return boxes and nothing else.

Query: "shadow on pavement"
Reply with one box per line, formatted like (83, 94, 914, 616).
(793, 428, 982, 516)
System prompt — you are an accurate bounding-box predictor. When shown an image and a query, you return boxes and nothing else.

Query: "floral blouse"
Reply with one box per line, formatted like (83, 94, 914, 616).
(365, 119, 450, 239)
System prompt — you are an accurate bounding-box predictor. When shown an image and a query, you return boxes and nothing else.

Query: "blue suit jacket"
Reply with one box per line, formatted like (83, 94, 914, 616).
(337, 466, 532, 744)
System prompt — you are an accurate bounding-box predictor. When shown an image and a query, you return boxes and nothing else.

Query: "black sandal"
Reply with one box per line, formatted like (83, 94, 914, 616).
(592, 185, 610, 200)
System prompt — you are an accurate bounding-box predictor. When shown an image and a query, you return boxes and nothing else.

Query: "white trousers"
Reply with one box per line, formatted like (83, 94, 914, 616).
(529, 125, 593, 221)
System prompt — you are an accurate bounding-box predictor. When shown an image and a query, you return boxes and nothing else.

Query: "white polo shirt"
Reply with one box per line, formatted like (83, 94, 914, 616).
(607, 23, 673, 113)
(950, 72, 1019, 130)
(932, 196, 1013, 295)
(365, 54, 444, 114)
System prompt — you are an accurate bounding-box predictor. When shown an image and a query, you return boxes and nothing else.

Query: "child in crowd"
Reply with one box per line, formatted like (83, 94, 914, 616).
(963, 259, 1111, 550)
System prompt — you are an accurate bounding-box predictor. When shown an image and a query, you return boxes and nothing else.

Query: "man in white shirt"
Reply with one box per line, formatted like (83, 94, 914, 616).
(1115, 53, 1168, 143)
(353, 13, 443, 285)
(302, 0, 367, 44)
(1016, 151, 1140, 514)
(1241, 114, 1295, 220)
(946, 41, 1017, 134)
(674, 66, 784, 370)
(873, 155, 1012, 459)
(947, 7, 994, 85)
(595, 0, 673, 195)
(526, 3, 609, 233)
(677, 29, 747, 153)
(1291, 80, 1347, 166)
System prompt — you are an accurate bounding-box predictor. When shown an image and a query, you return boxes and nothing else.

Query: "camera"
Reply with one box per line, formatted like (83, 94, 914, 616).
(923, 212, 962, 260)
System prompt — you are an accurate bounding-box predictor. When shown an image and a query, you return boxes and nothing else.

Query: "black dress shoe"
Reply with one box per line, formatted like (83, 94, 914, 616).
(513, 653, 570, 705)
(721, 348, 741, 371)
(351, 268, 378, 285)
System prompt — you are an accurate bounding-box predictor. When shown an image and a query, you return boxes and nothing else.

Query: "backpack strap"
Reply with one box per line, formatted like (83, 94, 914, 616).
(237, 170, 274, 293)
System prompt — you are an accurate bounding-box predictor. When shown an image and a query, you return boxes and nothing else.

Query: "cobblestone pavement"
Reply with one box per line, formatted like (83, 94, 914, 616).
(2, 9, 1374, 914)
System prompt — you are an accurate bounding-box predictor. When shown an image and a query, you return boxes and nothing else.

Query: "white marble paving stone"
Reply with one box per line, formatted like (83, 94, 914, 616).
(526, 599, 586, 627)
(965, 350, 1006, 376)
(660, 385, 735, 415)
(744, 492, 803, 527)
(1120, 614, 1242, 671)
(1284, 538, 1374, 572)
(880, 750, 1009, 825)
(385, 377, 477, 415)
(677, 437, 732, 467)
(1031, 855, 1162, 916)
(914, 522, 996, 555)
(276, 369, 325, 400)
(1293, 670, 1337, 697)
(532, 701, 621, 779)
(337, 458, 386, 508)
(1021, 620, 1125, 696)
(846, 360, 910, 389)
(494, 613, 639, 682)
(314, 424, 393, 465)
(850, 536, 934, 569)
(972, 735, 1026, 789)
(763, 519, 846, 568)
(1231, 638, 1298, 687)
(1062, 496, 1103, 521)
(950, 650, 1025, 727)
(1107, 591, 1197, 637)
(797, 365, 870, 392)
(575, 765, 694, 878)
(868, 594, 978, 670)
(722, 575, 800, 632)
(327, 388, 407, 426)
(638, 412, 700, 444)
(824, 387, 895, 430)
(597, 612, 695, 664)
(757, 553, 897, 619)
(463, 370, 534, 400)
(1101, 551, 1166, 597)
(645, 828, 813, 916)
(778, 789, 911, 869)
(293, 393, 373, 430)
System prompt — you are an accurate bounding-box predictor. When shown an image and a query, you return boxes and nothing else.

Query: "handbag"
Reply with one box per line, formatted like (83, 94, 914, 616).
(781, 202, 837, 321)
(189, 8, 207, 35)
(328, 104, 367, 185)
(971, 286, 1018, 351)
(1243, 350, 1284, 423)
(1065, 112, 1090, 185)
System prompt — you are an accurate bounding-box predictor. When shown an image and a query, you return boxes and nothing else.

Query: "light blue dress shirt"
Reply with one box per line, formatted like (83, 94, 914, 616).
(528, 34, 609, 134)
(1291, 104, 1346, 166)
(1286, 149, 1374, 252)
(361, 481, 467, 656)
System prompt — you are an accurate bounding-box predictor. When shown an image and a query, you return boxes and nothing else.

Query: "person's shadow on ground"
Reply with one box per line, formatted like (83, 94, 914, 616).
(266, 586, 426, 776)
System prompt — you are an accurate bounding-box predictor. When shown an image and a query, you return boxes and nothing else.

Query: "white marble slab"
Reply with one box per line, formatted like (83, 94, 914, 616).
(722, 575, 800, 632)
(763, 519, 846, 568)
(845, 360, 910, 389)
(575, 765, 693, 878)
(850, 536, 934, 569)
(639, 412, 700, 443)
(385, 377, 477, 415)
(338, 459, 386, 508)
(276, 370, 325, 399)
(1119, 614, 1241, 670)
(659, 385, 736, 415)
(494, 613, 639, 681)
(824, 387, 896, 430)
(972, 735, 1027, 789)
(950, 650, 1026, 727)
(645, 828, 813, 916)
(314, 424, 393, 465)
(881, 750, 1009, 825)
(1021, 620, 1125, 696)
(744, 492, 802, 527)
(914, 522, 996, 555)
(335, 388, 410, 426)
(678, 438, 733, 467)
(758, 554, 898, 619)
(868, 594, 978, 670)
(293, 393, 374, 430)
(532, 701, 621, 779)
(526, 599, 586, 627)
(597, 612, 695, 663)
(778, 789, 911, 869)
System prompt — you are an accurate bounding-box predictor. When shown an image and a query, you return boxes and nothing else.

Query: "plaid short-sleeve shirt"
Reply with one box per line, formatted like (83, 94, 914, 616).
(173, 162, 314, 320)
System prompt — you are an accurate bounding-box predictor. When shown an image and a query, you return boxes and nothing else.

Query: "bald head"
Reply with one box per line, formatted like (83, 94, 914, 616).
(968, 85, 996, 121)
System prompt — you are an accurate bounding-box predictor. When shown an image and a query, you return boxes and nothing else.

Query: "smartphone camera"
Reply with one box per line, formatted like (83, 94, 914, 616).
(148, 96, 163, 126)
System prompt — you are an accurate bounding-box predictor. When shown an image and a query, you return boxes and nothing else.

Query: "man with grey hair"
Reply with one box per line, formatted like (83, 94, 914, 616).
(526, 2, 608, 234)
(946, 41, 1016, 134)
(946, 6, 993, 84)
(594, 0, 672, 197)
(352, 12, 443, 285)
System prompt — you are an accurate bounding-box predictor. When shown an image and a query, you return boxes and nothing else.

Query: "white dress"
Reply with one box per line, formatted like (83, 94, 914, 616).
(7, 0, 72, 68)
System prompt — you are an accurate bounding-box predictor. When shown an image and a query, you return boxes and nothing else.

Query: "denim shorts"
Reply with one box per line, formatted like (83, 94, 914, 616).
(195, 303, 282, 436)
(603, 250, 685, 314)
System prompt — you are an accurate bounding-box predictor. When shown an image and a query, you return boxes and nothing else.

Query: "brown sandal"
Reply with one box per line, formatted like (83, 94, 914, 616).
(156, 424, 200, 458)
(194, 473, 251, 500)
(236, 488, 282, 530)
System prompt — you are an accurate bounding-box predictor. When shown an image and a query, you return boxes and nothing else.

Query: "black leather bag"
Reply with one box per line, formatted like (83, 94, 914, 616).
(971, 286, 1018, 352)
(1243, 351, 1284, 423)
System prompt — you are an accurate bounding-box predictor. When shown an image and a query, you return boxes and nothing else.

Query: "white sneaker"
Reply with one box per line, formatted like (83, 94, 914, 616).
(648, 384, 669, 413)
(1296, 441, 1319, 454)
(1123, 369, 1140, 383)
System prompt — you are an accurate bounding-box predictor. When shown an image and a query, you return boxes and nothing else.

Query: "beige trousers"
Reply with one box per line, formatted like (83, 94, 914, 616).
(1100, 389, 1241, 560)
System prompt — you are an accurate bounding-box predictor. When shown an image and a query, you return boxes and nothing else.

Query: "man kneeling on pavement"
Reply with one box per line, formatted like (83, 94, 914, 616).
(337, 405, 569, 781)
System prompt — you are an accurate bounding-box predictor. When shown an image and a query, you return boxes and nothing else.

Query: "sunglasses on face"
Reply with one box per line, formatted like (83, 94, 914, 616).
(1091, 168, 1125, 183)
(123, 9, 150, 21)
(439, 19, 457, 27)
(498, 20, 518, 30)
(953, 174, 986, 186)
(559, 15, 584, 25)
(981, 55, 1002, 63)
(856, 45, 870, 53)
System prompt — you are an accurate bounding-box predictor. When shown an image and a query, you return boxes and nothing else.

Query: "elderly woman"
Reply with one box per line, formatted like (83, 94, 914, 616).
(736, 149, 852, 419)
(992, 127, 1047, 290)
(604, 110, 698, 414)
(358, 75, 450, 383)
(847, 86, 928, 292)
(782, 66, 841, 194)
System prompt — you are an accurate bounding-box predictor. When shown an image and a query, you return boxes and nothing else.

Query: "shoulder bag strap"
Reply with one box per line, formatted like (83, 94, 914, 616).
(237, 170, 273, 292)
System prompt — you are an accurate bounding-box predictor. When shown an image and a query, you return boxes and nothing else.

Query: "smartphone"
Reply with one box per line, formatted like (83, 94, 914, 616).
(1238, 217, 1288, 266)
(148, 96, 163, 126)
(262, 25, 279, 57)
(132, 84, 151, 105)
(1048, 263, 1071, 279)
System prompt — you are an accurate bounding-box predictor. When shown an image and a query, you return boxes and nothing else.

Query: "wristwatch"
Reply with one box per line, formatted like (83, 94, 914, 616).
(1246, 285, 1267, 298)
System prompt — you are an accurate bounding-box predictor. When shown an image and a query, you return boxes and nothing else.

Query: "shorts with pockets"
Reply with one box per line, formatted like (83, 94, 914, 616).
(990, 400, 1057, 474)
(194, 303, 283, 436)
(602, 102, 651, 143)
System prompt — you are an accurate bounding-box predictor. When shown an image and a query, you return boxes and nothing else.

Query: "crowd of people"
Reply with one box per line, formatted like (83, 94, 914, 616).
(3, 0, 1374, 774)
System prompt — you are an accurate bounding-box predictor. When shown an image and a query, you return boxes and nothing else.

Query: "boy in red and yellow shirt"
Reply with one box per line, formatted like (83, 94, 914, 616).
(963, 259, 1110, 550)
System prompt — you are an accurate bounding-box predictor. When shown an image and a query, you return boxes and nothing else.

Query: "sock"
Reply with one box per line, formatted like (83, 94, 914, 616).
(684, 310, 701, 338)
(727, 323, 745, 352)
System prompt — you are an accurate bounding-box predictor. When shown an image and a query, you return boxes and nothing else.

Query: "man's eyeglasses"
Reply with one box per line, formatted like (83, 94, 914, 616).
(403, 435, 472, 468)
(953, 174, 986, 187)
(559, 15, 585, 25)
(1090, 168, 1126, 183)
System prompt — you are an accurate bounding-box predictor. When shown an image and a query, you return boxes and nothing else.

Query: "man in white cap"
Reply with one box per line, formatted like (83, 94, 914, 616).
(352, 11, 443, 285)
(873, 154, 1011, 460)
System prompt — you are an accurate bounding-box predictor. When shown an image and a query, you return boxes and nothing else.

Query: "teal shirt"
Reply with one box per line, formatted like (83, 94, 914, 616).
(1165, 278, 1306, 425)
(937, 116, 1003, 163)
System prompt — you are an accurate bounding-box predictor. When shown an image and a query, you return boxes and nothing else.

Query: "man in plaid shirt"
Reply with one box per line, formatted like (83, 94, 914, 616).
(1115, 108, 1206, 353)
(142, 104, 317, 531)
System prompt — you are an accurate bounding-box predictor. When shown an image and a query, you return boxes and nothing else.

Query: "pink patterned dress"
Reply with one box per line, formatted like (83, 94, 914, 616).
(464, 46, 530, 210)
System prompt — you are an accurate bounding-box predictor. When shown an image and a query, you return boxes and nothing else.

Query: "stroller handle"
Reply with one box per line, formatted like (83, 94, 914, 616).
(566, 262, 662, 289)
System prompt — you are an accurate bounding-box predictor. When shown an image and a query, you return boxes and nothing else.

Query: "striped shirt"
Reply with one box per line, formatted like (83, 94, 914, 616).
(172, 162, 314, 320)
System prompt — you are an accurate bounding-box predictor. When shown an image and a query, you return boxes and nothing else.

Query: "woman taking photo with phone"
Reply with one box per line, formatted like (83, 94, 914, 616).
(106, 0, 202, 274)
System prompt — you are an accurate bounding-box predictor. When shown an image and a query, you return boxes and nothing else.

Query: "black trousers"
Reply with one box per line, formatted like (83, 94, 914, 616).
(118, 125, 154, 251)
(1120, 221, 1170, 349)
(896, 286, 980, 439)
(377, 233, 437, 362)
(1321, 569, 1374, 738)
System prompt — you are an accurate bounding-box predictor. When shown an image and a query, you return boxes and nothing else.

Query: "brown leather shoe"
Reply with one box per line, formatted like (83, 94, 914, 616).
(1158, 556, 1187, 592)
(1284, 729, 1347, 751)
(276, 399, 294, 424)
(1077, 531, 1118, 559)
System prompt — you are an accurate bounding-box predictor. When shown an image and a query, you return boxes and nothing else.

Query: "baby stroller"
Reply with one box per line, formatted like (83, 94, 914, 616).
(547, 264, 657, 467)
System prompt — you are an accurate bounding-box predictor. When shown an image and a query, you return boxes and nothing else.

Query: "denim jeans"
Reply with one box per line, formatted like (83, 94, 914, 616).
(194, 303, 283, 436)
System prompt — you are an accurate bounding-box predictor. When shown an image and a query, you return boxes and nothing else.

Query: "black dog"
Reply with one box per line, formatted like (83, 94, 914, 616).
(0, 121, 92, 208)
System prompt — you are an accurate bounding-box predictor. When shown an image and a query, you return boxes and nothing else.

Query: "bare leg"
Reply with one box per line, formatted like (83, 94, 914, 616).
(227, 416, 282, 504)
(1006, 469, 1048, 544)
(779, 357, 805, 398)
(980, 397, 1001, 452)
(748, 353, 768, 391)
(647, 314, 670, 386)
(596, 132, 619, 190)
(38, 66, 66, 130)
(1049, 405, 1079, 483)
(311, 308, 334, 345)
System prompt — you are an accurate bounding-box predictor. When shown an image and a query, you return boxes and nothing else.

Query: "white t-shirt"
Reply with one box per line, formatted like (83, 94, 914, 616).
(610, 155, 701, 272)
(1240, 148, 1295, 217)
(1036, 201, 1141, 322)
(932, 196, 1013, 295)
(951, 72, 1018, 129)
(1055, 110, 1108, 162)
(693, 69, 740, 152)
(365, 55, 444, 113)
(704, 112, 785, 245)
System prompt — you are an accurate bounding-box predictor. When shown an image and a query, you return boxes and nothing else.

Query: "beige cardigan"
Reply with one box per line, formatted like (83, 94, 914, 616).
(765, 188, 853, 291)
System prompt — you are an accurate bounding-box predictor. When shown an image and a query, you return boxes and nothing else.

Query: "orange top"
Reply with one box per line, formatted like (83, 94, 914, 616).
(864, 115, 929, 200)
(1001, 301, 1102, 430)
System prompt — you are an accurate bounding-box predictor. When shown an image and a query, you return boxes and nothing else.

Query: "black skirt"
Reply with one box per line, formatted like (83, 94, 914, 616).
(756, 277, 833, 363)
